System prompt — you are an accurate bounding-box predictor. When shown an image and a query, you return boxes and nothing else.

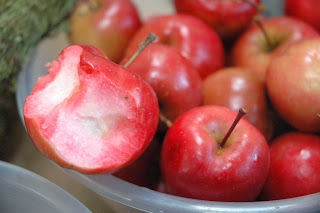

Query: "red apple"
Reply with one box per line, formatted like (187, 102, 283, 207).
(121, 43, 202, 123)
(161, 106, 270, 201)
(266, 37, 320, 132)
(231, 16, 319, 81)
(285, 0, 320, 32)
(69, 0, 141, 63)
(202, 67, 273, 141)
(23, 45, 159, 174)
(173, 0, 261, 42)
(123, 14, 225, 79)
(113, 136, 162, 189)
(259, 132, 320, 200)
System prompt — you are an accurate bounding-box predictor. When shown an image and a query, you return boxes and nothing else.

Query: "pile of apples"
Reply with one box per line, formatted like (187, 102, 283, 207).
(23, 0, 320, 202)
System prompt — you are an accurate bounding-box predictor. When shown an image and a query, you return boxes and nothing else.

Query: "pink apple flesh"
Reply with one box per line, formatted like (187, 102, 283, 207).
(24, 45, 159, 174)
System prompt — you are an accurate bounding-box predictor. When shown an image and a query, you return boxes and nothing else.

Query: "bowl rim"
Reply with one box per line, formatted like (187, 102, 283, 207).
(68, 170, 320, 213)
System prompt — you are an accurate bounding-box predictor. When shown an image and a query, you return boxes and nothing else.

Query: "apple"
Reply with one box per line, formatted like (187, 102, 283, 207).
(266, 37, 320, 132)
(23, 44, 159, 174)
(121, 43, 202, 124)
(259, 132, 320, 200)
(113, 136, 162, 189)
(202, 67, 273, 141)
(69, 0, 141, 63)
(231, 16, 319, 81)
(173, 0, 261, 42)
(161, 106, 270, 201)
(123, 14, 225, 79)
(285, 0, 320, 32)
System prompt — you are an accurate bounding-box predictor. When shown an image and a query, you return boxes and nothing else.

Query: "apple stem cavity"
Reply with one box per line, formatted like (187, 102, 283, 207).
(219, 108, 247, 149)
(123, 33, 156, 68)
(253, 16, 273, 52)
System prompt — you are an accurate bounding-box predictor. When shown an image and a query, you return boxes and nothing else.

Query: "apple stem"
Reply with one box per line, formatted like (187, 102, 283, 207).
(253, 16, 272, 52)
(123, 33, 156, 68)
(243, 0, 267, 13)
(159, 112, 172, 128)
(218, 108, 247, 149)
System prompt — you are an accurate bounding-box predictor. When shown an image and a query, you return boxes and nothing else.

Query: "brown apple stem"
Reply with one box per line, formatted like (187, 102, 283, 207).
(159, 112, 172, 128)
(243, 0, 267, 13)
(253, 16, 272, 52)
(219, 108, 247, 149)
(123, 33, 156, 68)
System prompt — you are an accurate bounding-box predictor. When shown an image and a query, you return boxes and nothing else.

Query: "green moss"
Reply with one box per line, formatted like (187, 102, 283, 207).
(0, 0, 78, 147)
(0, 0, 78, 94)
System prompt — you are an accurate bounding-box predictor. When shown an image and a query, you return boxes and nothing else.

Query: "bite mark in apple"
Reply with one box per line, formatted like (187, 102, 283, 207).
(24, 45, 159, 174)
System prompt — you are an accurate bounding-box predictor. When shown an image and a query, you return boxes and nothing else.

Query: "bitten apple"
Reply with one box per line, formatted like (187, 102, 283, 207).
(161, 106, 270, 201)
(202, 67, 273, 141)
(173, 0, 261, 42)
(266, 37, 320, 132)
(23, 45, 159, 174)
(231, 16, 319, 81)
(69, 0, 141, 63)
(123, 14, 225, 79)
(259, 132, 320, 200)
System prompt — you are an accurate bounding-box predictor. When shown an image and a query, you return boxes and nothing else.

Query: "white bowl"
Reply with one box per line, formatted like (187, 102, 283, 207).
(0, 160, 91, 213)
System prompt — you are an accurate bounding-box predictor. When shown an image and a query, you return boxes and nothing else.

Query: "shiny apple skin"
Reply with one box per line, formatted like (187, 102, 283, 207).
(24, 45, 159, 174)
(260, 132, 320, 200)
(121, 43, 202, 122)
(161, 105, 270, 201)
(266, 37, 320, 132)
(285, 0, 320, 32)
(202, 67, 273, 141)
(173, 0, 260, 42)
(124, 14, 225, 79)
(69, 0, 141, 63)
(231, 16, 319, 81)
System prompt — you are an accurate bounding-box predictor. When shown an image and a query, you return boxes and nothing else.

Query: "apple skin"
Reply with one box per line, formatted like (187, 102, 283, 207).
(266, 37, 320, 133)
(173, 0, 260, 42)
(69, 0, 141, 63)
(23, 45, 159, 174)
(231, 16, 319, 81)
(259, 132, 320, 200)
(121, 43, 202, 122)
(202, 67, 273, 141)
(285, 0, 320, 32)
(161, 105, 270, 201)
(123, 14, 225, 79)
(113, 136, 162, 189)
